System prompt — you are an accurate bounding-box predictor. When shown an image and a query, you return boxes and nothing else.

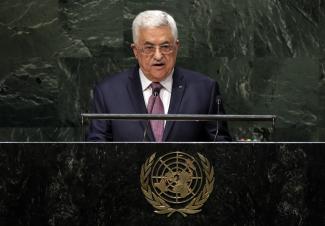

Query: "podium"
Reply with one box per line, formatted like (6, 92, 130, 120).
(1, 142, 324, 225)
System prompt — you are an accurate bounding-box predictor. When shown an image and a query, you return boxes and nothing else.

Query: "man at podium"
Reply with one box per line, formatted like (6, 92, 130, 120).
(87, 10, 231, 142)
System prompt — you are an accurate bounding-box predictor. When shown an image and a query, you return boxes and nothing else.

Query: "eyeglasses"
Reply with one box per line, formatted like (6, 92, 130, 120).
(135, 44, 175, 55)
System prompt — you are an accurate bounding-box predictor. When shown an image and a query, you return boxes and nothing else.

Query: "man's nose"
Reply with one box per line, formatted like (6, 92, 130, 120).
(153, 46, 163, 60)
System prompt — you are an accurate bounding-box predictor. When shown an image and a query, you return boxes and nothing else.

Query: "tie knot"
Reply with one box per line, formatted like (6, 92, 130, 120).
(151, 82, 162, 96)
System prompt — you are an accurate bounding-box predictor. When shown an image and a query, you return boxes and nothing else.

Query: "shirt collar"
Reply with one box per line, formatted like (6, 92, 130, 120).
(139, 68, 174, 93)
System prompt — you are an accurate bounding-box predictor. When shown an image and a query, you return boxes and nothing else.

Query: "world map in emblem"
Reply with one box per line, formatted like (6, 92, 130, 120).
(151, 152, 203, 204)
(140, 151, 214, 217)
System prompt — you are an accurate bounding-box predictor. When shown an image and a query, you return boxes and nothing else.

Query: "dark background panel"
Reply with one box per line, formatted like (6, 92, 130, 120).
(0, 143, 324, 225)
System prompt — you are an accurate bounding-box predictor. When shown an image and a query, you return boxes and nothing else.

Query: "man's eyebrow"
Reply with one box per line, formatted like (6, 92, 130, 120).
(143, 42, 154, 46)
(160, 41, 170, 45)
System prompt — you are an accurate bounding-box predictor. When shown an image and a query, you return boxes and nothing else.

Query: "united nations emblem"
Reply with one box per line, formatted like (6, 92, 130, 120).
(140, 151, 214, 217)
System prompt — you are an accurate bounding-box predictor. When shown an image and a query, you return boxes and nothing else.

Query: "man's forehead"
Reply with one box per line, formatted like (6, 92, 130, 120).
(137, 26, 174, 41)
(139, 25, 171, 31)
(143, 41, 170, 45)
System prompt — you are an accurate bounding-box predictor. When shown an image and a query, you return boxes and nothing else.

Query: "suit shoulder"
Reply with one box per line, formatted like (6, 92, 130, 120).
(176, 67, 215, 84)
(96, 68, 134, 89)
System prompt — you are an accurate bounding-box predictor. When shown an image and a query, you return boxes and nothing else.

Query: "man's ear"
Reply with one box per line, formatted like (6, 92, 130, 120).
(175, 39, 180, 51)
(131, 44, 138, 59)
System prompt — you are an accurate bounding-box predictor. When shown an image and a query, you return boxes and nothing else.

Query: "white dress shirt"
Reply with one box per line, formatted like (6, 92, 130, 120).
(139, 69, 173, 114)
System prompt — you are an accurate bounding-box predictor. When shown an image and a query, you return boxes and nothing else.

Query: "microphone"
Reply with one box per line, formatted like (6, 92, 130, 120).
(153, 87, 160, 97)
(213, 96, 221, 142)
(142, 87, 160, 141)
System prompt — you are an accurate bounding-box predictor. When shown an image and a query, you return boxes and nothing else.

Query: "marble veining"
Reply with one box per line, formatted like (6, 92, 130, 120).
(0, 0, 324, 141)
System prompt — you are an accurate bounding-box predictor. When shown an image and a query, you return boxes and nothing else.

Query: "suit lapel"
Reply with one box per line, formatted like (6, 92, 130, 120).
(163, 68, 185, 141)
(126, 67, 155, 141)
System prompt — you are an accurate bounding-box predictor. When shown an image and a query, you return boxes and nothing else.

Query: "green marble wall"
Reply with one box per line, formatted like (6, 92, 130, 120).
(0, 0, 324, 141)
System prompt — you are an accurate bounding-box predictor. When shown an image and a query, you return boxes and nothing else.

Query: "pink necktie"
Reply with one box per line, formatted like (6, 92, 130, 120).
(147, 82, 164, 142)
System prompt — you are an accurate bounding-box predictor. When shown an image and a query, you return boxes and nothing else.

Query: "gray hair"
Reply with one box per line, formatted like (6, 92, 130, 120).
(132, 10, 178, 43)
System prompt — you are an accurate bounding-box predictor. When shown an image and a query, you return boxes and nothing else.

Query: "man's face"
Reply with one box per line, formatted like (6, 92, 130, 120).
(132, 26, 179, 82)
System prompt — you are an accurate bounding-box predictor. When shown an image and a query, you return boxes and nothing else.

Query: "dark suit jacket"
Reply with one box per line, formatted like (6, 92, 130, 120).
(86, 66, 231, 142)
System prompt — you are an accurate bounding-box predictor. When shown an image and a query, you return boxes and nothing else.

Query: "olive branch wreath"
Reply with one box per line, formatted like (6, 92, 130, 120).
(140, 152, 214, 217)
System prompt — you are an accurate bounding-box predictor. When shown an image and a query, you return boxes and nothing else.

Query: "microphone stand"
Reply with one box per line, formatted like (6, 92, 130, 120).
(213, 97, 221, 142)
